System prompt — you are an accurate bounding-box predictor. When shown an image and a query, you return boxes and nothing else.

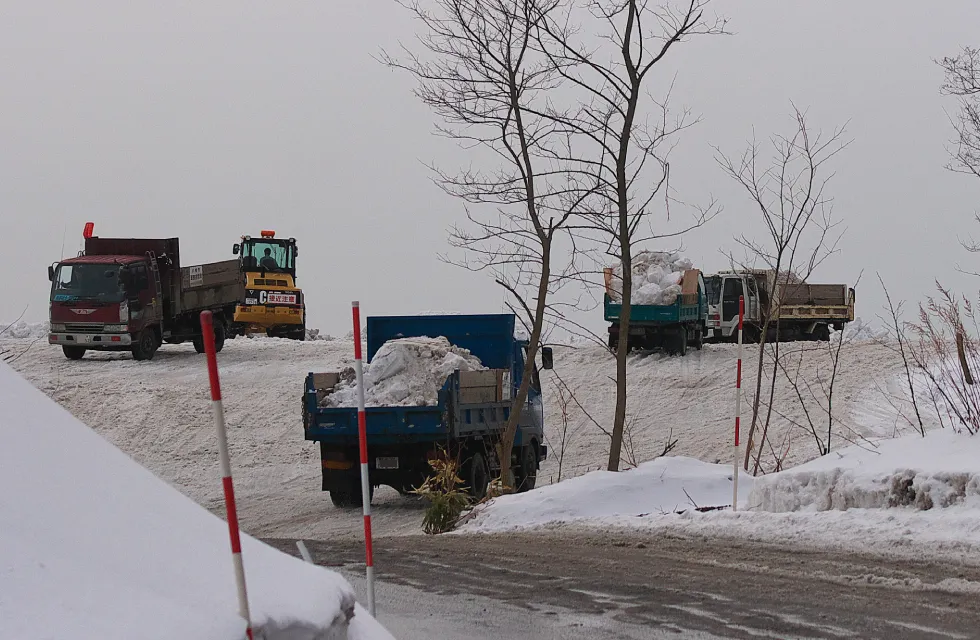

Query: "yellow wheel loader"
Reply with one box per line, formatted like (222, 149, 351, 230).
(232, 230, 306, 340)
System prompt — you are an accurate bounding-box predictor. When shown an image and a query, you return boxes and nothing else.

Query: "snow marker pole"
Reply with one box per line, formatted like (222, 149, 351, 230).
(733, 296, 744, 512)
(200, 311, 254, 640)
(352, 301, 376, 617)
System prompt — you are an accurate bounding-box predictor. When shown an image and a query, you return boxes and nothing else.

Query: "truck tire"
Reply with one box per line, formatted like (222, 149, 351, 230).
(464, 451, 489, 501)
(329, 477, 373, 508)
(516, 446, 537, 493)
(62, 346, 86, 360)
(692, 325, 704, 351)
(194, 320, 226, 354)
(131, 330, 158, 361)
(666, 328, 687, 356)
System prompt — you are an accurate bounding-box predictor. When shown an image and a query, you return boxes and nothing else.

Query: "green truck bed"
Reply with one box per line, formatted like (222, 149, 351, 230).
(604, 294, 703, 324)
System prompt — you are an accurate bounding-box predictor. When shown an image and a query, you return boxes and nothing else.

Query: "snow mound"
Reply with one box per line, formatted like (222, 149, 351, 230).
(750, 431, 980, 513)
(834, 317, 889, 343)
(608, 251, 694, 306)
(0, 361, 394, 640)
(2, 320, 48, 340)
(459, 456, 754, 533)
(323, 336, 486, 407)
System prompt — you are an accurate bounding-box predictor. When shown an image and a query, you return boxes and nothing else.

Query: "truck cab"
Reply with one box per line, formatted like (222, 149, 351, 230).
(232, 231, 305, 340)
(704, 272, 762, 341)
(48, 254, 164, 360)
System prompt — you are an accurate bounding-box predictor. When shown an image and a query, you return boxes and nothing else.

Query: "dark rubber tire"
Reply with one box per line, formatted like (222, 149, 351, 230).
(329, 477, 373, 508)
(62, 346, 86, 360)
(465, 451, 490, 501)
(213, 321, 226, 353)
(516, 446, 538, 493)
(131, 330, 157, 361)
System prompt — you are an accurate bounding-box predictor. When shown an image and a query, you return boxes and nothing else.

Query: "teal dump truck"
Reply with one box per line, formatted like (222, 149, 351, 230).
(603, 267, 707, 355)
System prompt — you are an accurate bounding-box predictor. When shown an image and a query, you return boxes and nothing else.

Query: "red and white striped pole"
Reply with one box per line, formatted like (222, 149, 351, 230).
(200, 311, 254, 640)
(732, 296, 744, 512)
(351, 302, 376, 617)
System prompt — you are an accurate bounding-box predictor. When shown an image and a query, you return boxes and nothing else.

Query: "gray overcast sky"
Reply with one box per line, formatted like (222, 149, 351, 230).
(3, 1, 979, 339)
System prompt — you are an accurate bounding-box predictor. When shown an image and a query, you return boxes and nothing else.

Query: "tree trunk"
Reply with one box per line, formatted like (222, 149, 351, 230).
(608, 244, 632, 471)
(496, 246, 551, 491)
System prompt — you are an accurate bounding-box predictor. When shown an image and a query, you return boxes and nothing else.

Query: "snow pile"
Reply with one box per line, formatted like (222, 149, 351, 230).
(834, 317, 889, 343)
(306, 328, 334, 341)
(750, 430, 980, 513)
(2, 320, 48, 340)
(608, 251, 694, 306)
(0, 361, 394, 640)
(323, 336, 486, 407)
(459, 457, 753, 533)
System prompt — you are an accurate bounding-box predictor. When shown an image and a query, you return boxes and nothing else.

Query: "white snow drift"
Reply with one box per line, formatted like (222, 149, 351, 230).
(460, 457, 754, 533)
(607, 251, 695, 306)
(322, 336, 485, 407)
(0, 361, 394, 640)
(749, 430, 980, 512)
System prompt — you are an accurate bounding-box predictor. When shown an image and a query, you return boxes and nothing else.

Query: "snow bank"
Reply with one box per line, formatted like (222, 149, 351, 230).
(1, 320, 48, 340)
(834, 317, 889, 343)
(0, 361, 394, 640)
(459, 457, 754, 533)
(323, 336, 485, 407)
(750, 430, 980, 512)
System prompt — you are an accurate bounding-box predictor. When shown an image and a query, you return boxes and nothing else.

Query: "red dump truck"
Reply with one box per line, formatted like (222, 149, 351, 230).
(47, 229, 243, 361)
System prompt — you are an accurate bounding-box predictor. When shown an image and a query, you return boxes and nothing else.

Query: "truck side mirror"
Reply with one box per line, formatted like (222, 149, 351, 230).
(48, 265, 55, 282)
(541, 346, 554, 370)
(233, 244, 240, 255)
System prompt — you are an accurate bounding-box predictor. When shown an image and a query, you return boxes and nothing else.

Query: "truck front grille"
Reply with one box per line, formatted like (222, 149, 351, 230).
(65, 323, 104, 333)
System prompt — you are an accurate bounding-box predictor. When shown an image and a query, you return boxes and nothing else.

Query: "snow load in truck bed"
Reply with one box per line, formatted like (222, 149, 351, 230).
(321, 336, 487, 408)
(607, 251, 695, 306)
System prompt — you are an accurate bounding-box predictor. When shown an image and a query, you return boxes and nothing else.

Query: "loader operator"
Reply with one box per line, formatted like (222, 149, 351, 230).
(259, 248, 279, 272)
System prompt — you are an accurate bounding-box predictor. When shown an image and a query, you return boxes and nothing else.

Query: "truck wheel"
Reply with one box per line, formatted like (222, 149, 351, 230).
(464, 451, 489, 501)
(692, 325, 704, 351)
(193, 338, 205, 354)
(62, 346, 86, 360)
(329, 477, 373, 508)
(131, 330, 157, 361)
(214, 322, 226, 353)
(516, 446, 537, 493)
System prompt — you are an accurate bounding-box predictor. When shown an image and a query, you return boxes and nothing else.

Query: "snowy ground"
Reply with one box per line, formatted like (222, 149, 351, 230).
(0, 360, 394, 640)
(461, 431, 980, 565)
(4, 324, 963, 566)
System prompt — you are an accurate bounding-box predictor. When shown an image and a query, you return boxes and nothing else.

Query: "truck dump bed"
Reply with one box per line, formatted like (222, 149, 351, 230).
(303, 314, 517, 445)
(179, 260, 242, 312)
(603, 268, 704, 324)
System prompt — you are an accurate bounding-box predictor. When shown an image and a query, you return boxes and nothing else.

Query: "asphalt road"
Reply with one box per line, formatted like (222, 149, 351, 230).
(265, 531, 980, 639)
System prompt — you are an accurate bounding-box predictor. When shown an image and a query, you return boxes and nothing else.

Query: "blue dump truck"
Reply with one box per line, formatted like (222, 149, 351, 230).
(302, 314, 550, 507)
(603, 267, 708, 355)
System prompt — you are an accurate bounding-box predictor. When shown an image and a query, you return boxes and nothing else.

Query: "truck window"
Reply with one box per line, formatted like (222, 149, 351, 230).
(722, 277, 744, 321)
(705, 276, 722, 305)
(242, 240, 294, 273)
(51, 264, 124, 302)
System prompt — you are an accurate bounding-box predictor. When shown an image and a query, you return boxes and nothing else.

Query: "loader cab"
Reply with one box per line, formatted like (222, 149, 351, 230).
(233, 232, 298, 278)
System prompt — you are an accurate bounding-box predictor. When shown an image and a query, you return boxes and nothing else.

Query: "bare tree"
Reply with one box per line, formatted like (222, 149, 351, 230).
(939, 47, 980, 181)
(716, 107, 849, 473)
(383, 0, 584, 491)
(533, 0, 727, 471)
(877, 274, 925, 436)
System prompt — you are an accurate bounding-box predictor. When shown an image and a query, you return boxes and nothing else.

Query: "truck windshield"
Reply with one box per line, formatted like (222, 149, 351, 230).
(705, 276, 722, 305)
(242, 240, 294, 274)
(51, 264, 124, 302)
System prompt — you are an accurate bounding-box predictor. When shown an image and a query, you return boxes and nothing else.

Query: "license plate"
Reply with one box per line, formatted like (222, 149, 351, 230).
(267, 292, 297, 305)
(376, 457, 399, 470)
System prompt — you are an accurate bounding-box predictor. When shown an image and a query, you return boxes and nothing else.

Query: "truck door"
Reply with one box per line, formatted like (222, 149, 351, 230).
(722, 277, 744, 336)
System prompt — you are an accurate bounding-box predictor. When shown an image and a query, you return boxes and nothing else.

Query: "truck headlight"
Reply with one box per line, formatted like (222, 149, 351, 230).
(50, 323, 66, 332)
(104, 324, 128, 332)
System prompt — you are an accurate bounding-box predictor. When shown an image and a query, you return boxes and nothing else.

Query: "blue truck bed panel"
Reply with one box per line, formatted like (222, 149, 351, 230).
(366, 314, 515, 370)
